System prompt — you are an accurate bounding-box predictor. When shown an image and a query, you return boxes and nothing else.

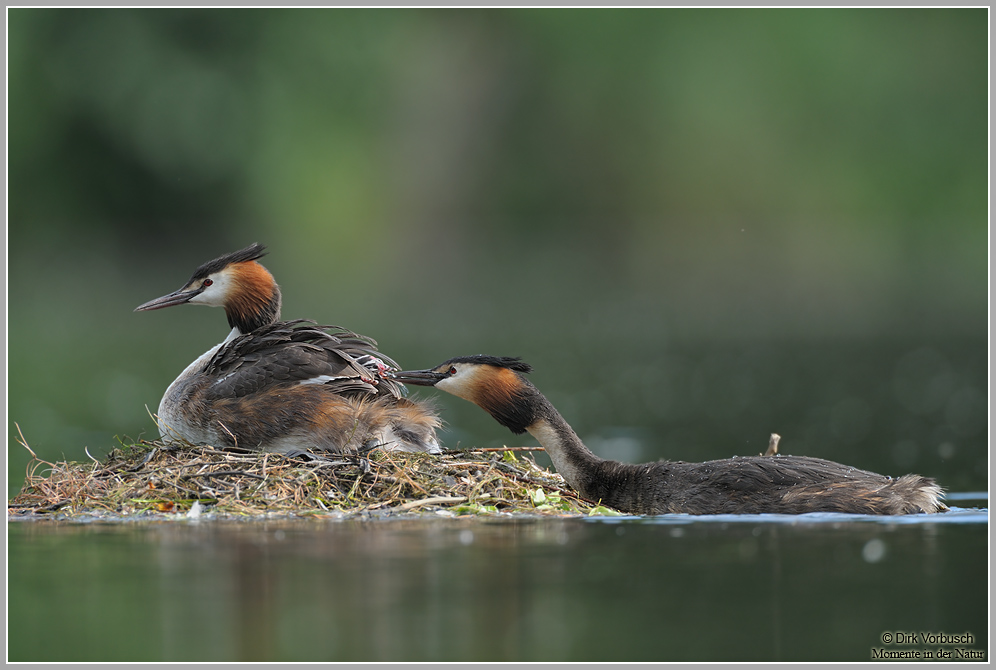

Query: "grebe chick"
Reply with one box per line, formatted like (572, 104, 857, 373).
(393, 356, 946, 515)
(135, 243, 441, 455)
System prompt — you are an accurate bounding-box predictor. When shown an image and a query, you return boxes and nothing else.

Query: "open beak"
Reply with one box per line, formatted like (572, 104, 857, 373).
(390, 368, 448, 387)
(134, 286, 203, 312)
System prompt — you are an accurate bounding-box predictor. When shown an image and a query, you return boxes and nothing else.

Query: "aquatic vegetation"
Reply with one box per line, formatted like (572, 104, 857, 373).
(7, 428, 616, 519)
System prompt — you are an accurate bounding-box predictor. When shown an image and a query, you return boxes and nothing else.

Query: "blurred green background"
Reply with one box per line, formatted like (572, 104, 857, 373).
(7, 8, 987, 497)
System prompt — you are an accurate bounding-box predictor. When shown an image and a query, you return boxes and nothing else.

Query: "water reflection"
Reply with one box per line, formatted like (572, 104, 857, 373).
(8, 510, 988, 662)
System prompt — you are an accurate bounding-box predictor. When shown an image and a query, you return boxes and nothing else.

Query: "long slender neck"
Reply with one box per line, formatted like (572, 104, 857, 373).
(463, 368, 654, 509)
(225, 272, 281, 334)
(511, 391, 609, 498)
(517, 387, 659, 511)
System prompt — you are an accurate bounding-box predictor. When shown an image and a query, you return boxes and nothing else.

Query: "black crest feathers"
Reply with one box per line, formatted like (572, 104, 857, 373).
(188, 243, 268, 283)
(443, 355, 533, 374)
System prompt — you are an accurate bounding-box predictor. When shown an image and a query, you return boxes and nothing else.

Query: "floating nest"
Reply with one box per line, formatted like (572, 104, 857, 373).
(7, 429, 622, 520)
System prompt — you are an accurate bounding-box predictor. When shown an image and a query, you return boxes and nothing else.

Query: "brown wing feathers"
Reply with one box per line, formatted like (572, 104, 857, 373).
(203, 320, 404, 400)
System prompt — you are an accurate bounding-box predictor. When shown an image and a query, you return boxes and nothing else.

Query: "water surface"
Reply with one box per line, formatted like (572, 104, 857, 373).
(8, 502, 988, 662)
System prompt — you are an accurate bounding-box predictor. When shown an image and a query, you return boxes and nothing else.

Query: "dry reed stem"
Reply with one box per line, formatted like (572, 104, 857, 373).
(7, 437, 610, 519)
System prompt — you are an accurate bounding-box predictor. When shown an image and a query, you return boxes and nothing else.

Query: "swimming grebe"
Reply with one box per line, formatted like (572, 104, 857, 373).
(392, 356, 946, 515)
(135, 244, 441, 455)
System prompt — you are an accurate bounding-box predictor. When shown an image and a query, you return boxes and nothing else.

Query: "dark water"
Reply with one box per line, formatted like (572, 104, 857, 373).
(8, 501, 988, 663)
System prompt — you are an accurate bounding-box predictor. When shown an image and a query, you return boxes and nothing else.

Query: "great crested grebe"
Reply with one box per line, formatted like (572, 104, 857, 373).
(135, 243, 441, 455)
(393, 356, 946, 515)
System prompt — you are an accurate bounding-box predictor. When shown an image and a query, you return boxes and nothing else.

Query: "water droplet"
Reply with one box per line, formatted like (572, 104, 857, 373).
(862, 538, 887, 563)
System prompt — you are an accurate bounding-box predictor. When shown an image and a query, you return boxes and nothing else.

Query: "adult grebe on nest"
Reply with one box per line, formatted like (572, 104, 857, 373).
(136, 243, 440, 456)
(393, 356, 945, 515)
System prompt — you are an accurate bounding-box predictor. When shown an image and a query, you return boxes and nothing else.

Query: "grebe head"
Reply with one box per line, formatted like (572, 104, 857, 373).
(135, 243, 282, 334)
(393, 356, 537, 433)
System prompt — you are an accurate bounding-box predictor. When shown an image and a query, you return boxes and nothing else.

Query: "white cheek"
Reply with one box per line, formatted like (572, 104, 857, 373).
(435, 368, 479, 401)
(188, 273, 232, 307)
(435, 376, 460, 394)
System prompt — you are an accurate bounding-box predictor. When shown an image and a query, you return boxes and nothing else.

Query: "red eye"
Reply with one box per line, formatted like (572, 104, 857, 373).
(448, 367, 457, 375)
(203, 279, 213, 287)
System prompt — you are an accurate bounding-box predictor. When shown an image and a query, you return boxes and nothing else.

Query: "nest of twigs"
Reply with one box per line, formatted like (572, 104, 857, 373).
(8, 429, 622, 519)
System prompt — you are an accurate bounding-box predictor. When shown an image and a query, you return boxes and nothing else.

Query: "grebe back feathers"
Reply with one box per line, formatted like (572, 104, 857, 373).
(136, 244, 440, 455)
